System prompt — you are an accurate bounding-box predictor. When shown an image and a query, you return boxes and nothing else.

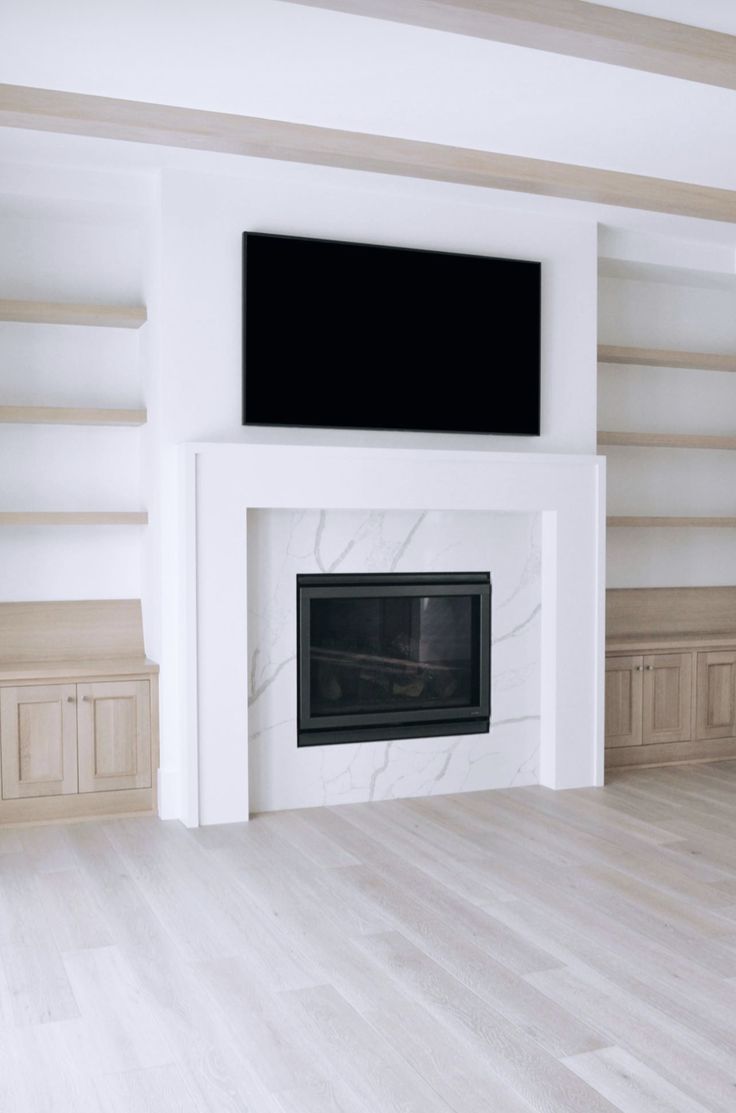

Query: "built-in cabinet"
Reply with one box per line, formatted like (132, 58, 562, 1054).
(606, 652, 693, 751)
(605, 588, 736, 769)
(0, 299, 148, 527)
(0, 679, 152, 802)
(695, 651, 736, 741)
(0, 684, 78, 799)
(0, 600, 158, 824)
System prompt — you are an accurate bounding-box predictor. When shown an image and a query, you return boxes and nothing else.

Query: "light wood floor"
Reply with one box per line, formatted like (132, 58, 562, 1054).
(2, 764, 736, 1112)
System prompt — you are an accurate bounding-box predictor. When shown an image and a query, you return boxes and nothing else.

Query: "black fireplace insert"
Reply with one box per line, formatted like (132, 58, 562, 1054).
(297, 572, 491, 746)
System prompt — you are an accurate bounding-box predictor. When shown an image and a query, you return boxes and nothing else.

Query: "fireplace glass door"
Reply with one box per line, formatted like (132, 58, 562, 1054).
(297, 573, 490, 745)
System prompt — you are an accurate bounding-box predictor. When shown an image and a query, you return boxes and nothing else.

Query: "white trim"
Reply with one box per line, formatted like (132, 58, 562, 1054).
(183, 449, 200, 826)
(183, 441, 606, 823)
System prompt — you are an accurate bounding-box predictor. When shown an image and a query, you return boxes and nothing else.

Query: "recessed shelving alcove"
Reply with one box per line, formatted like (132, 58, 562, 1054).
(0, 296, 149, 524)
(598, 260, 736, 541)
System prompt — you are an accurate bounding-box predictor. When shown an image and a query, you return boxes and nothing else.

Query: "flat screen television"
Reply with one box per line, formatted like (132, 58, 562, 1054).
(243, 232, 541, 436)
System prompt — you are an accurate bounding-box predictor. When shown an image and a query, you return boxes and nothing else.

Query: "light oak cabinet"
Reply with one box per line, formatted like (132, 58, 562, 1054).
(606, 646, 736, 767)
(642, 653, 692, 746)
(606, 587, 736, 769)
(0, 684, 77, 799)
(605, 652, 692, 758)
(77, 680, 152, 793)
(604, 656, 643, 748)
(0, 679, 153, 802)
(0, 601, 158, 824)
(695, 651, 736, 741)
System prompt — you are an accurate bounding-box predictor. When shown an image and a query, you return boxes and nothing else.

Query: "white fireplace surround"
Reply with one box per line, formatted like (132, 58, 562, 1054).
(182, 441, 606, 826)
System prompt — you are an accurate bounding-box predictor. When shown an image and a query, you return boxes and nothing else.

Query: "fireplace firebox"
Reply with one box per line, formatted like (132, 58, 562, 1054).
(297, 573, 491, 746)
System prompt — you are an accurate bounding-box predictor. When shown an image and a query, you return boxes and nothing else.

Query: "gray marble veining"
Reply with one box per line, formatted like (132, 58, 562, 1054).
(247, 509, 541, 811)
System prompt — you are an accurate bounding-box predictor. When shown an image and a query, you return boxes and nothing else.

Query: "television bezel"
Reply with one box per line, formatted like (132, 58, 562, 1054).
(242, 230, 541, 437)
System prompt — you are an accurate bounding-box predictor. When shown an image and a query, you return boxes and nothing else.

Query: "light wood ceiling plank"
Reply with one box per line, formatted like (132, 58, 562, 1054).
(1, 84, 736, 222)
(284, 0, 736, 90)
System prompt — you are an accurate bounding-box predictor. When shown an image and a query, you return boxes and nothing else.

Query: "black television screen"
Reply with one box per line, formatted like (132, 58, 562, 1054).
(243, 232, 541, 436)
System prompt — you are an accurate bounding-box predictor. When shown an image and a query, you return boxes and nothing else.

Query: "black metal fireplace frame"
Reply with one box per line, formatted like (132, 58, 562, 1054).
(297, 572, 491, 747)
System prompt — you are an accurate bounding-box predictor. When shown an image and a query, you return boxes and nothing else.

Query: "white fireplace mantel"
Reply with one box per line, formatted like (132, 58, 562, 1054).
(181, 441, 606, 826)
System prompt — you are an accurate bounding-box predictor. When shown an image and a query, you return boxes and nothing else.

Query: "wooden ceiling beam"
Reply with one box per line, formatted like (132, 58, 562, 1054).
(1, 83, 735, 223)
(284, 0, 736, 91)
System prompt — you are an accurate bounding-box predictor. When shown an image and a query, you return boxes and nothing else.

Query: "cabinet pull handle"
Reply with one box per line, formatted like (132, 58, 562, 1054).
(646, 665, 654, 670)
(635, 666, 643, 671)
(66, 696, 76, 703)
(82, 695, 92, 701)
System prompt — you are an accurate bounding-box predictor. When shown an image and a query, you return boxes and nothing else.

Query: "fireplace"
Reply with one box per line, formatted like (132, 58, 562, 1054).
(297, 572, 491, 746)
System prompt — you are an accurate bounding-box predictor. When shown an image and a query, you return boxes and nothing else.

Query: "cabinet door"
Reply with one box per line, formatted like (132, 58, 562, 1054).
(77, 681, 151, 793)
(642, 653, 693, 746)
(0, 684, 78, 799)
(696, 651, 736, 740)
(605, 656, 643, 748)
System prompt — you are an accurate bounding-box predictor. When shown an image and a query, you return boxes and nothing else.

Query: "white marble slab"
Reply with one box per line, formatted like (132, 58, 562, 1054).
(247, 509, 540, 811)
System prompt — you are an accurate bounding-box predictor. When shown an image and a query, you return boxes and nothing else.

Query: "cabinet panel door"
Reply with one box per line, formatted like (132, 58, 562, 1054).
(642, 653, 693, 746)
(696, 651, 736, 740)
(0, 684, 77, 799)
(605, 656, 643, 748)
(77, 681, 151, 793)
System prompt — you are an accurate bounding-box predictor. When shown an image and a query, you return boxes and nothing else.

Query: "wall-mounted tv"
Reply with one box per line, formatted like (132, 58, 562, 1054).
(243, 232, 541, 436)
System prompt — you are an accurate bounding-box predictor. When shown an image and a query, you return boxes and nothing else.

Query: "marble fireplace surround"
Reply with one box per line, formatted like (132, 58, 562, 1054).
(183, 442, 606, 825)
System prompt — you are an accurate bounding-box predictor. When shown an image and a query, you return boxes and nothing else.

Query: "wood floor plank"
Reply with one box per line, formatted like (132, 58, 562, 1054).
(196, 954, 323, 1093)
(254, 808, 362, 868)
(527, 964, 736, 1111)
(352, 931, 620, 1113)
(95, 1064, 203, 1113)
(66, 825, 313, 1111)
(0, 828, 23, 855)
(0, 1023, 102, 1112)
(283, 982, 460, 1113)
(360, 994, 535, 1113)
(316, 796, 517, 905)
(563, 1045, 716, 1113)
(489, 898, 736, 1056)
(209, 843, 397, 1012)
(300, 805, 556, 973)
(3, 761, 736, 1110)
(61, 945, 175, 1073)
(102, 818, 250, 962)
(464, 831, 736, 978)
(0, 852, 80, 1026)
(325, 864, 603, 1058)
(274, 1076, 376, 1113)
(37, 869, 114, 953)
(20, 825, 77, 874)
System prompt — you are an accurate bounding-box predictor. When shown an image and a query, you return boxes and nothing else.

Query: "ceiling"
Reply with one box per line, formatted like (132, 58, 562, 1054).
(580, 0, 736, 35)
(1, 1, 735, 252)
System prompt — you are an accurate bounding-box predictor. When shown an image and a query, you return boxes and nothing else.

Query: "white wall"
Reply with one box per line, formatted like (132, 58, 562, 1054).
(599, 271, 736, 587)
(153, 161, 598, 816)
(158, 164, 598, 449)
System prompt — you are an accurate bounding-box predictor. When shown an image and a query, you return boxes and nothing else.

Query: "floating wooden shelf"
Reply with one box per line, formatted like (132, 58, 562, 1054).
(0, 299, 147, 329)
(0, 512, 148, 526)
(599, 430, 736, 451)
(598, 345, 736, 373)
(0, 405, 146, 426)
(608, 516, 736, 528)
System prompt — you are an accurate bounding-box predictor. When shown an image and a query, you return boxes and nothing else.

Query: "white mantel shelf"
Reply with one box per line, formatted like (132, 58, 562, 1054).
(181, 441, 606, 827)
